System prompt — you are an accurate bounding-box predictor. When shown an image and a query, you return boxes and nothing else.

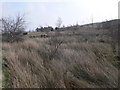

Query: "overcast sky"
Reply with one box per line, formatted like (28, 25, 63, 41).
(0, 0, 119, 31)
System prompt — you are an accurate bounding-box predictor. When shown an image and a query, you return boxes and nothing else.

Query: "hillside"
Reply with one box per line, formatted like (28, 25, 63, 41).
(2, 19, 120, 88)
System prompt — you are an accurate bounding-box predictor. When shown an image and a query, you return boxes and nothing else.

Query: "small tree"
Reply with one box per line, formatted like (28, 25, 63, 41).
(56, 17, 62, 28)
(1, 14, 26, 42)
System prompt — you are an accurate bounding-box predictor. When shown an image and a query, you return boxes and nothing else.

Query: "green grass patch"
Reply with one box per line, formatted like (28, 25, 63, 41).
(2, 57, 12, 88)
(113, 55, 120, 61)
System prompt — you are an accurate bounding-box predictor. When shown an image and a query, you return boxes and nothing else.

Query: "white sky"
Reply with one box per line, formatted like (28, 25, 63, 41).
(0, 0, 119, 31)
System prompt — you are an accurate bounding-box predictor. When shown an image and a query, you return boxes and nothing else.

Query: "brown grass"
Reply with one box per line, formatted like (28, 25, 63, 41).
(2, 28, 118, 88)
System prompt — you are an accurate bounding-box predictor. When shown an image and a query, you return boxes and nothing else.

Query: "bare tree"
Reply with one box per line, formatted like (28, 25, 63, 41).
(91, 15, 94, 30)
(56, 17, 62, 28)
(1, 14, 26, 42)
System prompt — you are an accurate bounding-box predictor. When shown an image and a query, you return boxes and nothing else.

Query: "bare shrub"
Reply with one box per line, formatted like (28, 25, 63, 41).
(43, 31, 63, 60)
(1, 14, 26, 42)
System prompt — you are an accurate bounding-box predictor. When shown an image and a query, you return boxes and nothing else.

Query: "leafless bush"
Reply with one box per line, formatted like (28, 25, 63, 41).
(44, 31, 63, 60)
(1, 14, 26, 42)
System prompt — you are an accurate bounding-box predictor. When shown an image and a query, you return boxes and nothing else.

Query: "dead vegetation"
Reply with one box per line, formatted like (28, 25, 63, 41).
(1, 14, 26, 43)
(2, 20, 119, 88)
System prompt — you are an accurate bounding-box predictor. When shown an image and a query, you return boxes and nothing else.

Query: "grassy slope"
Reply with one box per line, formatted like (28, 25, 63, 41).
(2, 23, 119, 88)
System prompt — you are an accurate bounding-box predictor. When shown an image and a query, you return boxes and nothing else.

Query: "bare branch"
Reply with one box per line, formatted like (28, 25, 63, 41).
(2, 14, 26, 42)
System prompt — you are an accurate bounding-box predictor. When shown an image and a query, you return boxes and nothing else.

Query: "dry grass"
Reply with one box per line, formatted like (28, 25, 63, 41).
(2, 28, 119, 88)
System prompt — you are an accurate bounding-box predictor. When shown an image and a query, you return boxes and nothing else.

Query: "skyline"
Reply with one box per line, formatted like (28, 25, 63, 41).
(1, 0, 119, 31)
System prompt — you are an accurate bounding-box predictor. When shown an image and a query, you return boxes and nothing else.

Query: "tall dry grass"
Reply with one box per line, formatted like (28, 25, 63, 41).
(2, 28, 118, 88)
